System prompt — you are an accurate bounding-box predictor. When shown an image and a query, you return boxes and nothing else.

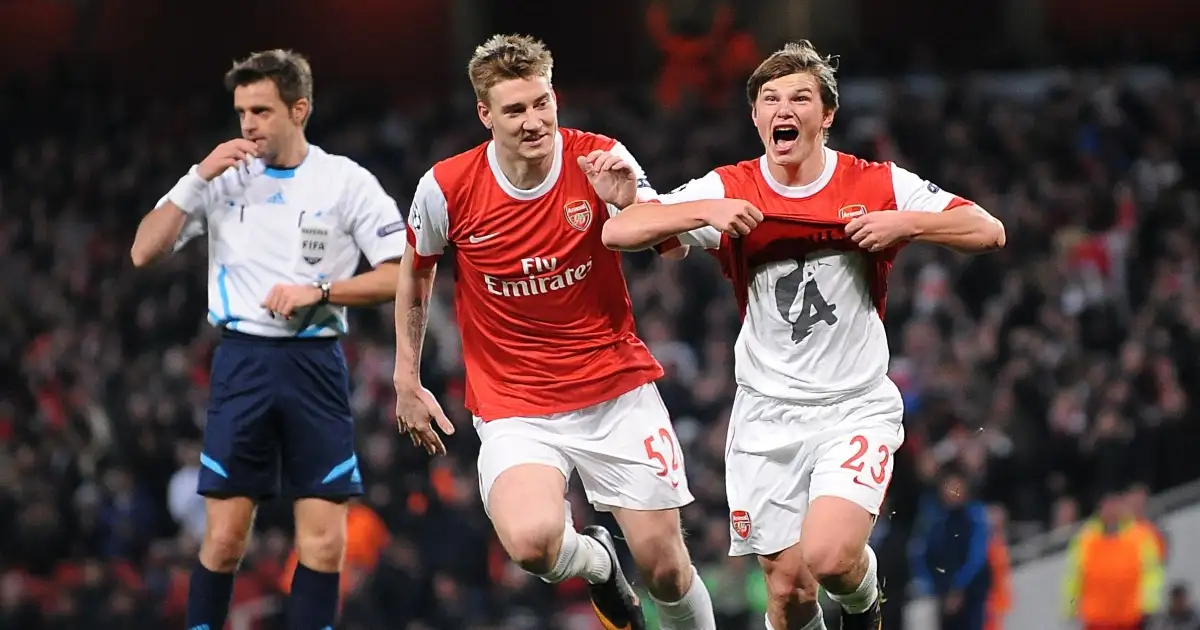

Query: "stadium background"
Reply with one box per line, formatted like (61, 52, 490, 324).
(2, 0, 1200, 628)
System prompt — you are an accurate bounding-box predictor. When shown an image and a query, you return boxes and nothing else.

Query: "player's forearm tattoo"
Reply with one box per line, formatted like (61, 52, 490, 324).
(405, 294, 428, 372)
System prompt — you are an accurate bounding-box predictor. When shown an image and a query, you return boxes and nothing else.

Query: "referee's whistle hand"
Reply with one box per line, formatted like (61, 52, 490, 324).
(198, 139, 259, 181)
(395, 386, 455, 456)
(261, 283, 322, 319)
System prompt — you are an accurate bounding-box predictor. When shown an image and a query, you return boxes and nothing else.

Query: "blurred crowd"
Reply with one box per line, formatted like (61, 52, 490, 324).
(2, 51, 1200, 629)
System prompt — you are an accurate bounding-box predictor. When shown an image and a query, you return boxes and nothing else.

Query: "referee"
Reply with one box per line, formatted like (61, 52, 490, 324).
(131, 50, 406, 630)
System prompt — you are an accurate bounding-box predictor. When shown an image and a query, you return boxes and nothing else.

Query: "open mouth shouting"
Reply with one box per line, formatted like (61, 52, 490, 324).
(771, 123, 800, 153)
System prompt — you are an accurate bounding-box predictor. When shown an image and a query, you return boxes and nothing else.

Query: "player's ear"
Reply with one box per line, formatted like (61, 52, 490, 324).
(477, 100, 492, 131)
(822, 107, 835, 131)
(291, 98, 311, 126)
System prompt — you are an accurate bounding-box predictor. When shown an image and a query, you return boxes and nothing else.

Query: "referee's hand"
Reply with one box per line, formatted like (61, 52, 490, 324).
(197, 139, 259, 181)
(261, 283, 322, 319)
(394, 384, 455, 456)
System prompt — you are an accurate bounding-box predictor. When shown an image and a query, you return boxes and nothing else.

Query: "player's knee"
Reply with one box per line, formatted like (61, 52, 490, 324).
(760, 551, 820, 605)
(295, 513, 348, 571)
(201, 527, 251, 572)
(292, 497, 349, 571)
(801, 537, 862, 584)
(641, 557, 691, 602)
(498, 521, 562, 574)
(295, 524, 346, 571)
(199, 497, 256, 571)
(628, 532, 691, 601)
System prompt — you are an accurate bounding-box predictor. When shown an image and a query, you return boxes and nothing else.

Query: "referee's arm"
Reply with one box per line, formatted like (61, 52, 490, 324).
(134, 141, 258, 267)
(131, 199, 194, 267)
(324, 259, 402, 306)
(133, 161, 223, 267)
(336, 166, 408, 305)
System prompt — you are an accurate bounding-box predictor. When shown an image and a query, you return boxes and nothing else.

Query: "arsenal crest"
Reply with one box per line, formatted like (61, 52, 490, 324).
(730, 510, 752, 539)
(564, 199, 593, 232)
(838, 204, 867, 219)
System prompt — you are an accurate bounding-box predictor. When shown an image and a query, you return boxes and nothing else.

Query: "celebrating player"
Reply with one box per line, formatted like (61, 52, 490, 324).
(393, 34, 717, 630)
(602, 41, 1006, 630)
(131, 50, 406, 630)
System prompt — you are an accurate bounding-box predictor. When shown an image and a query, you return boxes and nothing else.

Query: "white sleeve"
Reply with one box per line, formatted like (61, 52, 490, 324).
(407, 168, 450, 265)
(890, 163, 971, 213)
(655, 171, 726, 249)
(604, 142, 659, 218)
(155, 174, 210, 253)
(343, 166, 407, 266)
(172, 211, 208, 252)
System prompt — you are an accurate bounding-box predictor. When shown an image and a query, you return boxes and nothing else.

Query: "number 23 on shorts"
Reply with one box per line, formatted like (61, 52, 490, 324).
(839, 434, 892, 488)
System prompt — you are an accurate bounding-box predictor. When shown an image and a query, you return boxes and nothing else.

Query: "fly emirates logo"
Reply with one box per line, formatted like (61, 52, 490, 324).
(483, 256, 594, 298)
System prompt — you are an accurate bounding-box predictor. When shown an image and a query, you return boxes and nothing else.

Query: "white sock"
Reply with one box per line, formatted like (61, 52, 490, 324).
(799, 606, 827, 630)
(828, 545, 879, 614)
(650, 566, 717, 630)
(765, 604, 825, 630)
(539, 527, 612, 584)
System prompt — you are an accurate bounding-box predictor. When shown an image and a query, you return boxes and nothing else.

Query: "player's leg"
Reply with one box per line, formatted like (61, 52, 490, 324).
(289, 498, 349, 628)
(802, 381, 905, 630)
(724, 387, 826, 630)
(799, 497, 879, 624)
(475, 418, 624, 619)
(478, 429, 610, 580)
(758, 546, 824, 630)
(278, 339, 360, 630)
(573, 384, 716, 630)
(189, 338, 279, 630)
(609, 507, 717, 630)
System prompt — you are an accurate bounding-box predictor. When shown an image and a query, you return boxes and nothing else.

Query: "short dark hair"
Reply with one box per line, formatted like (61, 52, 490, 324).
(746, 40, 839, 113)
(224, 49, 314, 106)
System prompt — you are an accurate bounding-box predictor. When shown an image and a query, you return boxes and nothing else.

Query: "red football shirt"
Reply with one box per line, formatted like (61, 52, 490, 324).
(406, 128, 664, 421)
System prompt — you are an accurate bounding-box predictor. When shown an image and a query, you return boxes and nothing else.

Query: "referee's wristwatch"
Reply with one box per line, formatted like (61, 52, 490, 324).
(313, 280, 332, 305)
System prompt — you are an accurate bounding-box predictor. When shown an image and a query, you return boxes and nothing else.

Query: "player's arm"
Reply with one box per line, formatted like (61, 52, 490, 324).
(392, 170, 455, 455)
(602, 201, 712, 251)
(849, 164, 1005, 254)
(131, 139, 259, 267)
(394, 249, 436, 384)
(593, 140, 690, 259)
(329, 166, 409, 307)
(393, 170, 449, 388)
(322, 261, 401, 306)
(131, 171, 209, 267)
(905, 203, 1005, 253)
(602, 171, 755, 251)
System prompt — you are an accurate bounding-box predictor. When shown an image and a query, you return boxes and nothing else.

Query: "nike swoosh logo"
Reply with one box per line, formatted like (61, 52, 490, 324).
(468, 233, 500, 244)
(852, 476, 875, 489)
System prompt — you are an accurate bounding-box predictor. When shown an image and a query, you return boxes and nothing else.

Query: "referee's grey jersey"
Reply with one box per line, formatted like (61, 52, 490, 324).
(160, 145, 407, 337)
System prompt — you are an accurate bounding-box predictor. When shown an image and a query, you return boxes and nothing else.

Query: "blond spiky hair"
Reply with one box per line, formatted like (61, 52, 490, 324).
(467, 34, 554, 103)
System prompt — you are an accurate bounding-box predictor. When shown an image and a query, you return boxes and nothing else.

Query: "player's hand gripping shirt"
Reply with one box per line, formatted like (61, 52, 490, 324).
(407, 129, 664, 421)
(167, 145, 407, 337)
(656, 147, 972, 403)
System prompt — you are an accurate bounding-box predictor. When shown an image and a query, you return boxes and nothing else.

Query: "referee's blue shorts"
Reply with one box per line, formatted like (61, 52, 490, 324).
(197, 330, 363, 501)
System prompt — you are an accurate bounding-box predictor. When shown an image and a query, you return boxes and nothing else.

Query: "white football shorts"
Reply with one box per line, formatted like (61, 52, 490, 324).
(725, 377, 905, 557)
(474, 383, 694, 514)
